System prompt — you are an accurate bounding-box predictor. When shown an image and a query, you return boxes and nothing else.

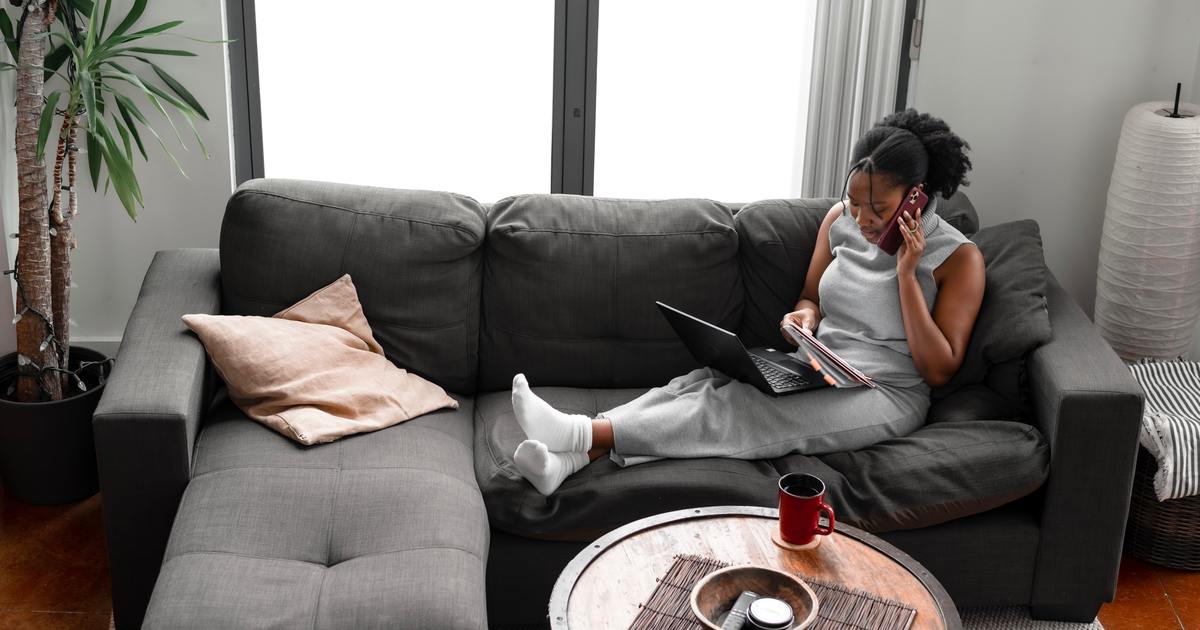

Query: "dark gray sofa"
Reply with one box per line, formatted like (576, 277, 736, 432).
(93, 179, 1143, 629)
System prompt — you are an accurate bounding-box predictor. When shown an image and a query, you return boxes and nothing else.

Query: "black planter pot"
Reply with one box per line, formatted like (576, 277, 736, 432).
(0, 346, 112, 505)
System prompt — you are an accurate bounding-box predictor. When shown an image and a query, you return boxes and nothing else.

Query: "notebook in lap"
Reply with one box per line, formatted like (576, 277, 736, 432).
(655, 301, 828, 396)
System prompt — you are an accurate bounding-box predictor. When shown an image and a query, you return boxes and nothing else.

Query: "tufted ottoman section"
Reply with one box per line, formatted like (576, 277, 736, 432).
(143, 391, 489, 629)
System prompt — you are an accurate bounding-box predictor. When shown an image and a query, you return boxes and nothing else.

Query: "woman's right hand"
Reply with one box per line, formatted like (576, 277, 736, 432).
(780, 308, 818, 346)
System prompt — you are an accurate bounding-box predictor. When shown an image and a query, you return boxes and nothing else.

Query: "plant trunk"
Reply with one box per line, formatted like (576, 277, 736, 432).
(50, 110, 75, 393)
(13, 0, 62, 401)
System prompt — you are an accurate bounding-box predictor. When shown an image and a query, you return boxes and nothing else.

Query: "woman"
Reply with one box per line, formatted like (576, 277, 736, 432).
(511, 109, 986, 496)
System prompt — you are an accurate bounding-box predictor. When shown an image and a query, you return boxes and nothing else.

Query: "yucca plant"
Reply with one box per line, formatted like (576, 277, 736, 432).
(1, 0, 209, 402)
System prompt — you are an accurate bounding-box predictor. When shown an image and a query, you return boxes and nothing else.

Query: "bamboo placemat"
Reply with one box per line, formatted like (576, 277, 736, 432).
(628, 554, 917, 630)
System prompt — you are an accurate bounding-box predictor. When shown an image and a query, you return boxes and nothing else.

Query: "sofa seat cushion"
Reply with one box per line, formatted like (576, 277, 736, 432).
(476, 384, 1049, 540)
(143, 391, 489, 630)
(778, 420, 1049, 533)
(474, 386, 782, 540)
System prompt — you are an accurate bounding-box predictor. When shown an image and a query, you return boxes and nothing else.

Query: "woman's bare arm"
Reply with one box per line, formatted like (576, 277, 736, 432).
(899, 243, 985, 386)
(782, 205, 843, 339)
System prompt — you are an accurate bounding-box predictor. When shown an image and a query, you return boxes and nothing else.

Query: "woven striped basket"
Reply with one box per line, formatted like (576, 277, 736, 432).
(1126, 446, 1200, 570)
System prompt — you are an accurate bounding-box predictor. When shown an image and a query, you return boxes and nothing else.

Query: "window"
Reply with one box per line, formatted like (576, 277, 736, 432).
(236, 1, 823, 202)
(593, 1, 818, 202)
(253, 1, 554, 203)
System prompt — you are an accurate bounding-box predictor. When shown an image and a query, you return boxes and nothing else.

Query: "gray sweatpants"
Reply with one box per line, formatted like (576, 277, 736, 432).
(602, 367, 930, 467)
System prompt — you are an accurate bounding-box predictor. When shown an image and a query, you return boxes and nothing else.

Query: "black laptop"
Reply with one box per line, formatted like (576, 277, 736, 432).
(656, 301, 828, 396)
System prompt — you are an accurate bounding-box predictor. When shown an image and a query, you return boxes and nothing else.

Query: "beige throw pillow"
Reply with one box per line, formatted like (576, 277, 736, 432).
(182, 274, 458, 445)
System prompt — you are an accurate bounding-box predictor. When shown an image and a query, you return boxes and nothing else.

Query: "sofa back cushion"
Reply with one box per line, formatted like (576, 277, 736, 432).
(735, 192, 981, 350)
(219, 179, 486, 394)
(477, 194, 742, 391)
(735, 198, 834, 349)
(935, 220, 1052, 394)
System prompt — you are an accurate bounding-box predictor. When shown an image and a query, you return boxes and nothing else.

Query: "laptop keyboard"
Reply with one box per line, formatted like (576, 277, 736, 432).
(750, 354, 809, 390)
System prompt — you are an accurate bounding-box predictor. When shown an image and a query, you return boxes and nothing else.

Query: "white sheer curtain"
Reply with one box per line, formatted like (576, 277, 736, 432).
(801, 0, 907, 198)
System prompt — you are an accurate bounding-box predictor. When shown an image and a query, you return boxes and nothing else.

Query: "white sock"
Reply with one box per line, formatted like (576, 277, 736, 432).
(511, 373, 592, 452)
(514, 439, 589, 496)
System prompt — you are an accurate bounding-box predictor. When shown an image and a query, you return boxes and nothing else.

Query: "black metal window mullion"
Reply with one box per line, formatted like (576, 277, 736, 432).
(894, 0, 923, 112)
(553, 0, 598, 196)
(227, 0, 263, 185)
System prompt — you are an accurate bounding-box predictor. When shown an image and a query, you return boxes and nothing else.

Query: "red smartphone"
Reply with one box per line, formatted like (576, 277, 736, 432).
(876, 186, 929, 255)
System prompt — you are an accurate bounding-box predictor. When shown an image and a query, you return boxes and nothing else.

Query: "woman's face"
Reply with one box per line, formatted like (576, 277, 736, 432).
(845, 169, 909, 244)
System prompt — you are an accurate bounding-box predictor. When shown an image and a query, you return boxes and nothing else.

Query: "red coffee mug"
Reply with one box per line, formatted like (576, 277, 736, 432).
(778, 472, 836, 546)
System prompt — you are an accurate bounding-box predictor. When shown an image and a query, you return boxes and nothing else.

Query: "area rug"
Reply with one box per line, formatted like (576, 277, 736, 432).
(961, 607, 1104, 629)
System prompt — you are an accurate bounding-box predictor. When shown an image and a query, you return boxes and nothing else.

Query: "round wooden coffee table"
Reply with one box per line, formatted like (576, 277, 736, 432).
(549, 505, 959, 629)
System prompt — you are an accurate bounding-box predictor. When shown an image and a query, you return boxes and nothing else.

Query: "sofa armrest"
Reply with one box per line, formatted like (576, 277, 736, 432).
(93, 249, 220, 630)
(1027, 272, 1143, 621)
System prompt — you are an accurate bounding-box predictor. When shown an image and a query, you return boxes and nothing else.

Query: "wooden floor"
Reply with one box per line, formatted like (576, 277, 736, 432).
(0, 485, 111, 629)
(1098, 555, 1198, 629)
(0, 482, 1197, 630)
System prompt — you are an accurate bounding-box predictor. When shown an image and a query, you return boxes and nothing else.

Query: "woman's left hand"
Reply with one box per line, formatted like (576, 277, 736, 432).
(896, 207, 924, 277)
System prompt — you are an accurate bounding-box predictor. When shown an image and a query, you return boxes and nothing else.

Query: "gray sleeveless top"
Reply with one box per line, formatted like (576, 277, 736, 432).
(815, 197, 973, 389)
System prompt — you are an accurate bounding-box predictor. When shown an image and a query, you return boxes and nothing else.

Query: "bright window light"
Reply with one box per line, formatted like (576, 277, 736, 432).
(255, 1, 554, 204)
(593, 0, 818, 203)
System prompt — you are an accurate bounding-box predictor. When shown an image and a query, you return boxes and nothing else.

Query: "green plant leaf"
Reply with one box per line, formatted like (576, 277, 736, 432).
(84, 0, 100, 55)
(120, 46, 194, 57)
(108, 0, 146, 38)
(98, 66, 185, 146)
(70, 0, 96, 20)
(80, 69, 98, 132)
(42, 43, 71, 82)
(103, 64, 196, 142)
(94, 118, 142, 218)
(85, 129, 102, 191)
(92, 33, 140, 56)
(145, 89, 184, 147)
(108, 88, 186, 175)
(98, 0, 113, 39)
(178, 35, 233, 45)
(92, 20, 185, 65)
(114, 115, 132, 162)
(179, 109, 208, 159)
(48, 30, 81, 58)
(108, 133, 144, 207)
(54, 2, 78, 31)
(139, 58, 207, 119)
(126, 20, 182, 39)
(109, 89, 147, 123)
(139, 78, 195, 117)
(94, 74, 106, 116)
(36, 91, 62, 160)
(112, 95, 146, 160)
(0, 10, 17, 63)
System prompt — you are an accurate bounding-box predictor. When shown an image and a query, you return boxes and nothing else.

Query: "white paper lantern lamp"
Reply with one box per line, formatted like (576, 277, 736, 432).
(1095, 96, 1200, 361)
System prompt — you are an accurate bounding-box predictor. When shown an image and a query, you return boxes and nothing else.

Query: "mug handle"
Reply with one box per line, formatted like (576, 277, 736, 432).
(815, 502, 836, 536)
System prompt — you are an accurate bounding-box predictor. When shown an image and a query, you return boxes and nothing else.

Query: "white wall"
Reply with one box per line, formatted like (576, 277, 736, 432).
(915, 0, 1200, 358)
(1, 0, 234, 358)
(0, 236, 11, 357)
(0, 67, 14, 358)
(1194, 39, 1200, 109)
